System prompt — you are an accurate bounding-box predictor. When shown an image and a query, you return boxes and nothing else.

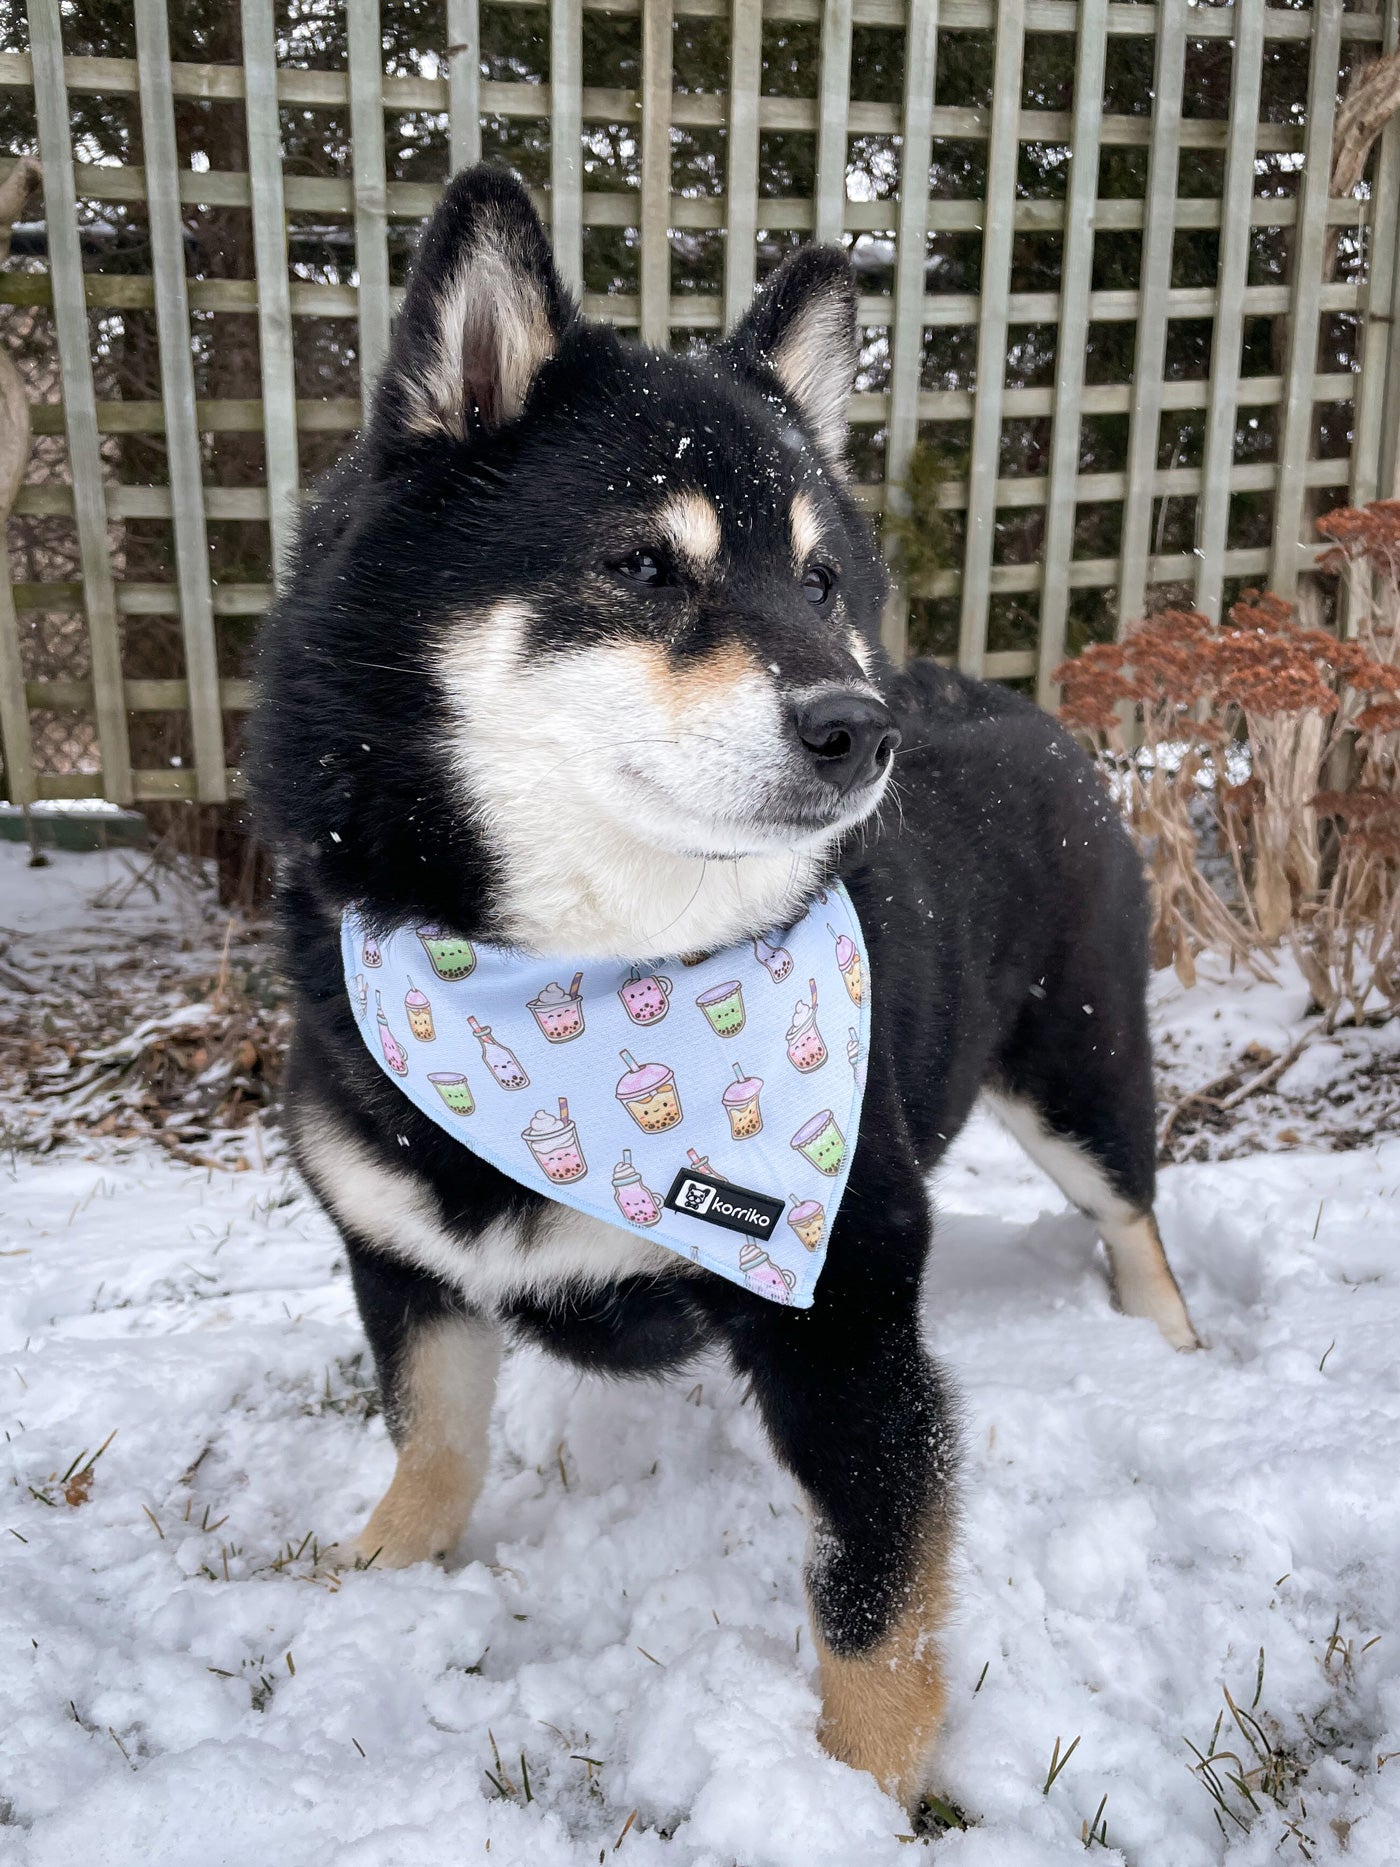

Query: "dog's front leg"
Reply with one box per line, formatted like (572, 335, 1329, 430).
(721, 1258, 958, 1809)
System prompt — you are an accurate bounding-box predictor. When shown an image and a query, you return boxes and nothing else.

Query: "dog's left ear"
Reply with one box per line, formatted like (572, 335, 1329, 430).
(371, 164, 574, 457)
(719, 245, 858, 471)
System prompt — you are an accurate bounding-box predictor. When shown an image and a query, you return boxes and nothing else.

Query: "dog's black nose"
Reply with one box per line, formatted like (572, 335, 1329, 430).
(793, 691, 901, 796)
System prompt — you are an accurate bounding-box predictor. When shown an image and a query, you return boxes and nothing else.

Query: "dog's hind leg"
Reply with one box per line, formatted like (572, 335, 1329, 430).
(716, 1235, 959, 1810)
(346, 1240, 501, 1567)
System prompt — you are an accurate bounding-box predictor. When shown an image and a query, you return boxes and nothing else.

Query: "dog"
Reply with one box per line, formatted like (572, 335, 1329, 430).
(249, 163, 1198, 1812)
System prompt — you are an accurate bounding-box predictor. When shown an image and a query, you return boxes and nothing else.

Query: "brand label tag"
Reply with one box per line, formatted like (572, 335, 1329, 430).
(663, 1169, 785, 1240)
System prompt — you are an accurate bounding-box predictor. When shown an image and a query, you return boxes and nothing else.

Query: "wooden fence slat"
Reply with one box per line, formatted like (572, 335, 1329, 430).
(347, 0, 392, 420)
(134, 0, 226, 802)
(879, 0, 940, 659)
(957, 0, 1027, 676)
(1350, 0, 1400, 509)
(813, 0, 853, 245)
(1269, 0, 1344, 596)
(639, 0, 674, 346)
(1036, 0, 1108, 706)
(0, 555, 34, 807)
(1194, 0, 1266, 623)
(447, 0, 483, 171)
(722, 0, 763, 328)
(1115, 0, 1186, 631)
(241, 0, 301, 583)
(25, 0, 132, 803)
(551, 0, 585, 295)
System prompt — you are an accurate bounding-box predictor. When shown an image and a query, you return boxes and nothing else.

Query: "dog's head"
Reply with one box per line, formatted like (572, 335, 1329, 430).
(256, 166, 898, 955)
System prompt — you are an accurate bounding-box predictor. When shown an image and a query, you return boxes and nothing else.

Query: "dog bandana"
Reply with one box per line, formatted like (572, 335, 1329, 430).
(340, 887, 871, 1307)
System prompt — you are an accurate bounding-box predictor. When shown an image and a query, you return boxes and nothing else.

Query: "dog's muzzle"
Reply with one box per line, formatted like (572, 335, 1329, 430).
(792, 689, 900, 798)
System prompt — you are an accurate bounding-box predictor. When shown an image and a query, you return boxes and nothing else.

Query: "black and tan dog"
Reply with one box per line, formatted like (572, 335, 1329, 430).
(250, 164, 1197, 1811)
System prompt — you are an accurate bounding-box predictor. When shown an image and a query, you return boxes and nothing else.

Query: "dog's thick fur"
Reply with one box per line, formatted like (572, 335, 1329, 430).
(250, 165, 1196, 1810)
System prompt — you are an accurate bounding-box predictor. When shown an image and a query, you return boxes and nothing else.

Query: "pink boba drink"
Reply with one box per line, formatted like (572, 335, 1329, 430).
(829, 923, 863, 1006)
(787, 1198, 826, 1251)
(738, 1239, 795, 1303)
(404, 978, 435, 1041)
(374, 991, 409, 1076)
(619, 968, 672, 1025)
(753, 934, 794, 983)
(522, 1097, 587, 1183)
(468, 1015, 530, 1089)
(529, 972, 585, 1042)
(786, 977, 827, 1073)
(615, 1050, 683, 1134)
(612, 1149, 662, 1226)
(722, 1062, 764, 1139)
(362, 934, 382, 969)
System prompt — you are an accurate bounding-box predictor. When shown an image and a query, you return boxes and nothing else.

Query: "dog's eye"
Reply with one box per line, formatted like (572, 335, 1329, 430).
(802, 565, 835, 606)
(613, 550, 666, 588)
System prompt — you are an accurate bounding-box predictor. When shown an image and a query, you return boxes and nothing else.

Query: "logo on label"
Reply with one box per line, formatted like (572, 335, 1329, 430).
(663, 1169, 784, 1240)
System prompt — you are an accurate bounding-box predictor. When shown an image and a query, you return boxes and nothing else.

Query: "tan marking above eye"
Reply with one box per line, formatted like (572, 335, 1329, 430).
(656, 491, 722, 572)
(790, 490, 826, 570)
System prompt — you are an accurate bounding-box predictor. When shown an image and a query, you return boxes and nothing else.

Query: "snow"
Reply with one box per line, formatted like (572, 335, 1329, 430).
(3, 851, 1400, 1865)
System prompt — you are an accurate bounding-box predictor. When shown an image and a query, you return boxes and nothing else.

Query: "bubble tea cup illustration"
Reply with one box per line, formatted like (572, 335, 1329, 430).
(753, 933, 794, 983)
(417, 924, 477, 982)
(786, 978, 828, 1073)
(612, 1149, 662, 1227)
(529, 972, 585, 1043)
(352, 974, 369, 1020)
(468, 1015, 530, 1090)
(787, 1197, 826, 1251)
(829, 923, 863, 1006)
(522, 1097, 588, 1184)
(695, 979, 746, 1037)
(428, 1071, 475, 1116)
(739, 1240, 796, 1303)
(619, 967, 672, 1026)
(362, 934, 382, 969)
(722, 1062, 764, 1139)
(375, 991, 409, 1077)
(790, 1108, 847, 1176)
(615, 1049, 683, 1134)
(404, 977, 435, 1042)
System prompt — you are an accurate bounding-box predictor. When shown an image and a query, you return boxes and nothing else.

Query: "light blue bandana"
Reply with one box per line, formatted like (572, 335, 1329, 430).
(340, 887, 870, 1307)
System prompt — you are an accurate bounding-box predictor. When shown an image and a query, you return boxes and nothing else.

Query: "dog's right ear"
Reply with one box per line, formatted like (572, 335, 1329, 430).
(371, 165, 573, 456)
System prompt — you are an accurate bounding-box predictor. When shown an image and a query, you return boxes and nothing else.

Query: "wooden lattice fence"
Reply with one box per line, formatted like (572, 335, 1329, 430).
(1, 0, 1398, 806)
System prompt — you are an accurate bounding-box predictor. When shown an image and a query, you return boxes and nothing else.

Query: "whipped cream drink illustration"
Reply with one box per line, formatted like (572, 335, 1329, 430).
(362, 934, 382, 969)
(787, 1198, 826, 1251)
(847, 1025, 867, 1088)
(428, 1071, 474, 1116)
(468, 1015, 530, 1089)
(791, 1107, 846, 1175)
(738, 1239, 795, 1303)
(522, 1097, 587, 1184)
(404, 977, 435, 1042)
(753, 933, 794, 983)
(529, 972, 585, 1043)
(417, 925, 476, 982)
(615, 1049, 682, 1134)
(619, 967, 672, 1025)
(374, 991, 409, 1076)
(612, 1149, 662, 1226)
(695, 979, 745, 1037)
(829, 923, 863, 1005)
(722, 1062, 764, 1139)
(352, 973, 369, 1019)
(786, 977, 827, 1073)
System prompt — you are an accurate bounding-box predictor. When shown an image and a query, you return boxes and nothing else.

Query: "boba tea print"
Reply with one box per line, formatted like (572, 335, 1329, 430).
(338, 883, 870, 1308)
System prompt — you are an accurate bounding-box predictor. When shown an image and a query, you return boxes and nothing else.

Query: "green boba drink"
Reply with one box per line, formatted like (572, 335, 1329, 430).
(790, 1108, 846, 1176)
(417, 925, 477, 981)
(428, 1071, 475, 1115)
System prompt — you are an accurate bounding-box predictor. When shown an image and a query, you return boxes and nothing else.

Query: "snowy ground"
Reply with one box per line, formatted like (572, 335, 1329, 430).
(3, 851, 1400, 1866)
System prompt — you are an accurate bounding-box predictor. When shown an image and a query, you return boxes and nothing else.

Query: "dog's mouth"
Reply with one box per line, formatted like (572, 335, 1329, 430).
(615, 747, 894, 860)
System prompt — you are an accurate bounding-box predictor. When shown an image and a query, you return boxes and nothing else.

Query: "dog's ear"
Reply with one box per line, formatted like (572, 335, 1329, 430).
(372, 165, 573, 453)
(719, 245, 858, 471)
